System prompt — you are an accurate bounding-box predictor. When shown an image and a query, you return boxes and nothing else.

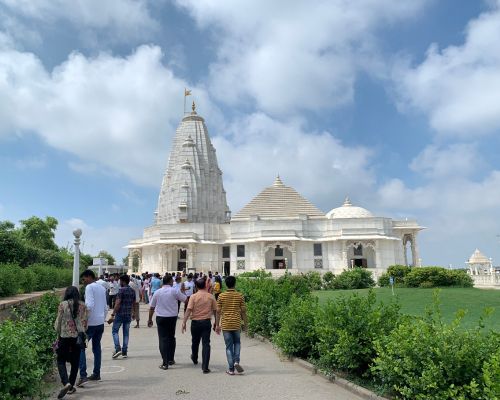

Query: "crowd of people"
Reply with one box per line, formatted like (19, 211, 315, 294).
(53, 269, 246, 399)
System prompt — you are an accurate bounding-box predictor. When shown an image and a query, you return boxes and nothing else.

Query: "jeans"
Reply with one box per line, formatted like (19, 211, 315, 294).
(156, 316, 177, 366)
(223, 330, 241, 371)
(79, 324, 104, 379)
(191, 319, 211, 370)
(57, 337, 80, 387)
(112, 315, 131, 353)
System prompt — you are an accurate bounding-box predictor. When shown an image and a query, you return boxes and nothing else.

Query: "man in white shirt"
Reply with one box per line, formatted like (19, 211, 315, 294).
(183, 273, 195, 313)
(109, 275, 120, 309)
(77, 269, 108, 387)
(148, 275, 187, 369)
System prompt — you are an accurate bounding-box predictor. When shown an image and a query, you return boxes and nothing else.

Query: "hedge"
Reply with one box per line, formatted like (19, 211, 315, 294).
(0, 293, 59, 399)
(378, 266, 473, 288)
(0, 263, 72, 297)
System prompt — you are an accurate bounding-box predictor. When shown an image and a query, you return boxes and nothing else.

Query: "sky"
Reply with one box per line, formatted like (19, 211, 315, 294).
(0, 0, 499, 266)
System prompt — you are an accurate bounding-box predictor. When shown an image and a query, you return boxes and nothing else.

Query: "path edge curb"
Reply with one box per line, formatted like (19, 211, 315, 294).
(249, 333, 389, 400)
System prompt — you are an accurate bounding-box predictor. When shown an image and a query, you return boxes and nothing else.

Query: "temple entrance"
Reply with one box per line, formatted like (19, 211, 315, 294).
(351, 258, 367, 268)
(265, 245, 292, 269)
(178, 248, 187, 271)
(223, 261, 230, 276)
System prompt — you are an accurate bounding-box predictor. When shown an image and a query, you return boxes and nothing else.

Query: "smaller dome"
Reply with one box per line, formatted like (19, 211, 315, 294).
(182, 135, 195, 147)
(468, 249, 491, 264)
(327, 197, 373, 219)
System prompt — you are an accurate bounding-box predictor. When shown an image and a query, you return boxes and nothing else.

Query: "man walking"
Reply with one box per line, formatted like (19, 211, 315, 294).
(181, 279, 217, 374)
(77, 269, 108, 387)
(108, 275, 120, 309)
(129, 275, 141, 328)
(108, 275, 136, 359)
(215, 275, 248, 376)
(148, 275, 187, 370)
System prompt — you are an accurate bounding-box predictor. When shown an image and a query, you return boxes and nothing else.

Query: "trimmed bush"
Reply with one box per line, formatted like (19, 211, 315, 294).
(304, 271, 323, 290)
(273, 295, 319, 359)
(315, 290, 400, 376)
(372, 295, 500, 399)
(378, 265, 411, 287)
(322, 271, 335, 289)
(405, 267, 473, 288)
(0, 263, 22, 297)
(333, 268, 375, 290)
(237, 269, 272, 278)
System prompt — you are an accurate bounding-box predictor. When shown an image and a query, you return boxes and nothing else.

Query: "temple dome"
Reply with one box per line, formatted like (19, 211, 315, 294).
(467, 249, 491, 264)
(327, 197, 373, 219)
(233, 176, 325, 219)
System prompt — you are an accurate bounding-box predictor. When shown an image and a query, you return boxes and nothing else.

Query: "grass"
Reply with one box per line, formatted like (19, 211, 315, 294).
(314, 287, 500, 331)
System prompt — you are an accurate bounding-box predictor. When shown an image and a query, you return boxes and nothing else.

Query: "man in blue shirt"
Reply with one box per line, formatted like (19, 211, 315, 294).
(108, 275, 136, 359)
(151, 273, 162, 296)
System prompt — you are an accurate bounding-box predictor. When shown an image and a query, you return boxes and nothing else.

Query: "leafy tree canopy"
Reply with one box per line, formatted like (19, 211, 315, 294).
(19, 216, 59, 251)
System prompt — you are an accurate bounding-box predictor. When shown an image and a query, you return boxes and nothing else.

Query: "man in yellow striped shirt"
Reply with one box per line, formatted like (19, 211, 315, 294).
(215, 276, 248, 375)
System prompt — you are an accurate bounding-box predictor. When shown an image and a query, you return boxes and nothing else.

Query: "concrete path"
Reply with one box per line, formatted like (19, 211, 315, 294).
(69, 304, 362, 400)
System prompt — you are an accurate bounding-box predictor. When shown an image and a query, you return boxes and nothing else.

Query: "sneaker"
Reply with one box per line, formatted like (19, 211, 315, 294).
(67, 387, 76, 395)
(190, 355, 198, 365)
(159, 364, 168, 370)
(112, 350, 122, 359)
(203, 369, 211, 374)
(226, 370, 235, 376)
(76, 378, 88, 387)
(122, 353, 128, 358)
(58, 383, 71, 399)
(88, 374, 101, 381)
(168, 360, 176, 366)
(234, 363, 244, 373)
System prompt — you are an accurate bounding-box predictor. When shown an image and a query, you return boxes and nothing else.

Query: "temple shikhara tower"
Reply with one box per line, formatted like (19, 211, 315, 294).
(127, 103, 423, 278)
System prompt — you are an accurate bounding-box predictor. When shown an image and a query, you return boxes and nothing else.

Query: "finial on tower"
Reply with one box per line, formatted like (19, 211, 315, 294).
(343, 196, 352, 206)
(192, 101, 196, 113)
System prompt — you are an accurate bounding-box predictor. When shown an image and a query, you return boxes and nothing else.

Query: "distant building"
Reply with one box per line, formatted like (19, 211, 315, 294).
(126, 106, 424, 278)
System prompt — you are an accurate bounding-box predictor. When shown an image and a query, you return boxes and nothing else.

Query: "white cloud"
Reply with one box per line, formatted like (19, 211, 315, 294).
(15, 155, 47, 170)
(176, 0, 429, 116)
(55, 218, 142, 261)
(409, 143, 483, 179)
(0, 43, 223, 187)
(213, 113, 375, 213)
(393, 1, 500, 137)
(0, 0, 157, 44)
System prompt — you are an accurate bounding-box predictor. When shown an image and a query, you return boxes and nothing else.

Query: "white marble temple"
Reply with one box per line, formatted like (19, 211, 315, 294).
(127, 109, 423, 278)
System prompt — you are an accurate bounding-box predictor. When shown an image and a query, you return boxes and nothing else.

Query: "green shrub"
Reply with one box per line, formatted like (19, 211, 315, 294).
(237, 269, 272, 278)
(304, 271, 323, 290)
(0, 263, 22, 296)
(333, 268, 375, 290)
(322, 271, 335, 289)
(378, 265, 411, 287)
(273, 295, 319, 359)
(372, 292, 500, 399)
(19, 267, 36, 293)
(316, 290, 400, 376)
(30, 264, 72, 291)
(0, 293, 60, 399)
(405, 267, 473, 288)
(237, 274, 312, 337)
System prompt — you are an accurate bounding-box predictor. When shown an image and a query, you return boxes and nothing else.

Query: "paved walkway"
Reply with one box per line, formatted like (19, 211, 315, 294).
(70, 304, 362, 400)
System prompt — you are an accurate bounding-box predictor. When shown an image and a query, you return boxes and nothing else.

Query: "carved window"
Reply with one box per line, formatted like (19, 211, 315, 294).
(222, 246, 230, 259)
(237, 260, 245, 270)
(354, 244, 363, 256)
(179, 249, 187, 260)
(313, 243, 323, 257)
(237, 245, 245, 258)
(314, 259, 323, 269)
(275, 246, 284, 257)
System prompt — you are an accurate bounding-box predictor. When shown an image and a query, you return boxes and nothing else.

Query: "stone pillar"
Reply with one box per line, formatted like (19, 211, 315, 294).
(291, 246, 297, 269)
(403, 237, 408, 267)
(72, 229, 82, 287)
(412, 232, 420, 267)
(127, 251, 133, 275)
(375, 240, 382, 269)
(411, 235, 417, 267)
(342, 241, 348, 269)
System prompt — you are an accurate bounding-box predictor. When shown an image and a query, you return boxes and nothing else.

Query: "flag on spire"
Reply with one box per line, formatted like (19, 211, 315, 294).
(184, 88, 192, 96)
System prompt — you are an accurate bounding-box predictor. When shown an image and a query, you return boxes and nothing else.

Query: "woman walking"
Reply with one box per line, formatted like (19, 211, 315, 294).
(54, 286, 88, 399)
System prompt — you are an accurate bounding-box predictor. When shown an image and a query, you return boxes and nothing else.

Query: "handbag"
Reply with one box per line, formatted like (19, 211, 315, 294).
(70, 302, 87, 350)
(52, 338, 60, 353)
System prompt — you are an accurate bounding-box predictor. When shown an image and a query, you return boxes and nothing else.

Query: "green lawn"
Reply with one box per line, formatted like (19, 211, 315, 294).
(314, 287, 500, 331)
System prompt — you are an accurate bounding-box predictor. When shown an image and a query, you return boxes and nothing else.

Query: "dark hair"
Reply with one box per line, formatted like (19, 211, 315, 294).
(80, 269, 96, 280)
(120, 274, 130, 285)
(64, 286, 80, 318)
(225, 276, 236, 289)
(188, 273, 193, 279)
(163, 275, 173, 285)
(195, 279, 206, 290)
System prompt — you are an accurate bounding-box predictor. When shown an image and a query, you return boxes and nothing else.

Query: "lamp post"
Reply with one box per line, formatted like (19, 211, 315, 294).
(72, 229, 82, 286)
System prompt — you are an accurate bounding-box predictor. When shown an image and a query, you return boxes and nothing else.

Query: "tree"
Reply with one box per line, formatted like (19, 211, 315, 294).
(19, 216, 59, 251)
(97, 250, 116, 266)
